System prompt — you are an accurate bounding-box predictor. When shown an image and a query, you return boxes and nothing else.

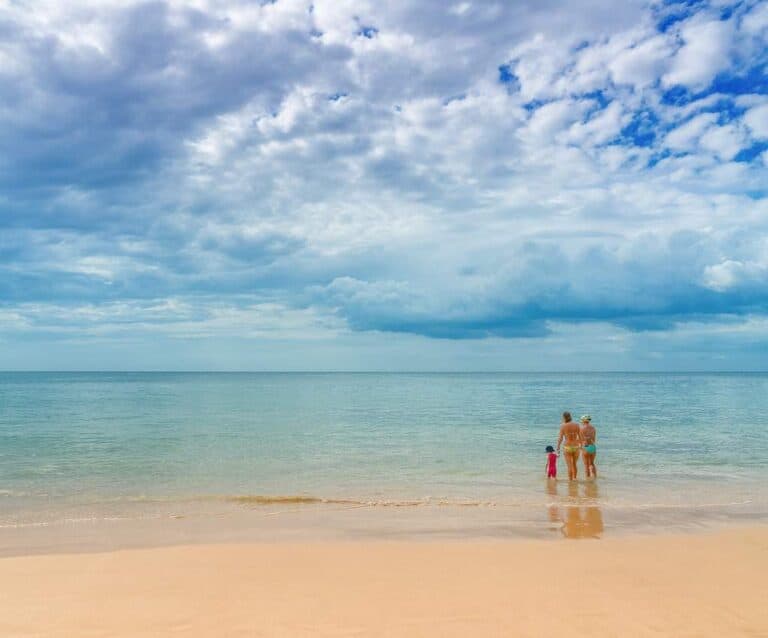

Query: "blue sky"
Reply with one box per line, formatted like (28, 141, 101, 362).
(1, 0, 768, 370)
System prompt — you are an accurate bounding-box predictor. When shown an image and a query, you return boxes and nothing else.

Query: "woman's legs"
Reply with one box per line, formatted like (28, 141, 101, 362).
(582, 451, 596, 478)
(565, 450, 578, 480)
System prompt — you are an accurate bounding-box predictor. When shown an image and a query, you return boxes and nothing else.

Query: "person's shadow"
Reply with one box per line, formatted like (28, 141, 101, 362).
(547, 480, 604, 539)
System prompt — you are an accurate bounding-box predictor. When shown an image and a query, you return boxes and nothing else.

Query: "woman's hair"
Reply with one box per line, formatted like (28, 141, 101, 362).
(562, 411, 571, 422)
(546, 445, 555, 453)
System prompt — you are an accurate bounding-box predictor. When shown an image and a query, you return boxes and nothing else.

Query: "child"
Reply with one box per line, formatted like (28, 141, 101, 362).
(545, 445, 558, 479)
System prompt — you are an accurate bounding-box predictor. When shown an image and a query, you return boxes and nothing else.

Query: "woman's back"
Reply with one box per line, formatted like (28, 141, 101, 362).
(581, 423, 596, 445)
(561, 421, 581, 444)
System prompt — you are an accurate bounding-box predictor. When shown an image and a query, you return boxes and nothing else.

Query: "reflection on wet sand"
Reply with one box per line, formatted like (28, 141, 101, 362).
(547, 480, 604, 539)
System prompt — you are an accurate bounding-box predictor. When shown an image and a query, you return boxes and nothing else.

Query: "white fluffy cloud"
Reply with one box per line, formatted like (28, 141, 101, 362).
(744, 103, 768, 138)
(609, 34, 673, 88)
(663, 19, 734, 90)
(703, 258, 768, 292)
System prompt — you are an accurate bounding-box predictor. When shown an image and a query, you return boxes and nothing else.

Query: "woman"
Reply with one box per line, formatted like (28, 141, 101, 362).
(580, 415, 597, 478)
(556, 411, 582, 481)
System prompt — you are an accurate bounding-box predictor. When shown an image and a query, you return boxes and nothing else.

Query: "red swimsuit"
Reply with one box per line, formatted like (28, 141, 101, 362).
(546, 452, 558, 478)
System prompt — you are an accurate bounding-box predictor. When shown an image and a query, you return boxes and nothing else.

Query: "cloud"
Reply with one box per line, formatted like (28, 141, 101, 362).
(741, 2, 768, 35)
(311, 228, 768, 338)
(700, 123, 749, 161)
(608, 34, 672, 88)
(744, 102, 768, 138)
(703, 258, 768, 293)
(663, 18, 734, 90)
(0, 0, 767, 369)
(664, 113, 719, 151)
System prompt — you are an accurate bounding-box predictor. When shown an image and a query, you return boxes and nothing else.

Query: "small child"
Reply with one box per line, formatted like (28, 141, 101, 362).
(545, 445, 558, 479)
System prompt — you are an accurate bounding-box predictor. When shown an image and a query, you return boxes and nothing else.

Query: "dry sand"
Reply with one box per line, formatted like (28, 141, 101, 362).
(1, 527, 766, 637)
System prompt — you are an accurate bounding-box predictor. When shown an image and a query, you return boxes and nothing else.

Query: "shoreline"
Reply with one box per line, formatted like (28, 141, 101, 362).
(1, 526, 765, 637)
(0, 498, 764, 557)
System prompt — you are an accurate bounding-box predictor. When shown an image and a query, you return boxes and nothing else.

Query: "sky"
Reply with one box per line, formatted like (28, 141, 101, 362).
(1, 0, 767, 371)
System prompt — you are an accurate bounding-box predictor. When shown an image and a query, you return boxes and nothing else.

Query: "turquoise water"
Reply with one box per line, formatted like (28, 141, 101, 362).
(1, 372, 767, 534)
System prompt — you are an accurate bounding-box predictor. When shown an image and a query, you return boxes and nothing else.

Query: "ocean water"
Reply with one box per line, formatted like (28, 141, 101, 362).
(1, 372, 767, 544)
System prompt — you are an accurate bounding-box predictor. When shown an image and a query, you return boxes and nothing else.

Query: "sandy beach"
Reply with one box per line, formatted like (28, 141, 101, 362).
(1, 526, 766, 637)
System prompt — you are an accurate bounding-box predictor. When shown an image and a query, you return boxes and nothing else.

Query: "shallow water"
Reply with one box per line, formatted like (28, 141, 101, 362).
(0, 372, 766, 544)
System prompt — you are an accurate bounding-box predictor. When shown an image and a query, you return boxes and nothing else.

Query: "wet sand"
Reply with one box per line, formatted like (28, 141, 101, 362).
(1, 526, 765, 637)
(6, 476, 767, 558)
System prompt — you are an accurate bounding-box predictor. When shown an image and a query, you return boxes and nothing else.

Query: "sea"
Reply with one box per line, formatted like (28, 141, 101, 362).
(1, 372, 766, 550)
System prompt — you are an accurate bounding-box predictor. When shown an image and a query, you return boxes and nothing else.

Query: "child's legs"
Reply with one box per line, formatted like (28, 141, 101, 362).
(547, 465, 557, 478)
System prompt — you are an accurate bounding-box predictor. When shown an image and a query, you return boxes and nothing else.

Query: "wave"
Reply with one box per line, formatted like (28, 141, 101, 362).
(228, 495, 328, 505)
(0, 515, 137, 529)
(225, 495, 498, 507)
(0, 489, 44, 497)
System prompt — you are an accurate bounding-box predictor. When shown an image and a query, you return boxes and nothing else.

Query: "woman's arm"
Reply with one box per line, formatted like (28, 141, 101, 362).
(556, 426, 564, 453)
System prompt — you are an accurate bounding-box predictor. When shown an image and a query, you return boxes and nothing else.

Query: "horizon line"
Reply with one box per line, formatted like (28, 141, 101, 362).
(1, 370, 767, 374)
